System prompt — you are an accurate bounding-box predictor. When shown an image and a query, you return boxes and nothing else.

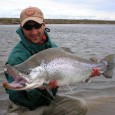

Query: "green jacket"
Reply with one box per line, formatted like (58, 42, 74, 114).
(5, 27, 58, 110)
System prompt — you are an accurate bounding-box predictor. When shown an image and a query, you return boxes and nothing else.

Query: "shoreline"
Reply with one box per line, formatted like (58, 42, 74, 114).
(0, 18, 115, 24)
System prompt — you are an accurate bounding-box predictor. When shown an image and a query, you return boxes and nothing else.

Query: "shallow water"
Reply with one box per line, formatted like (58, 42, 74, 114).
(0, 24, 115, 114)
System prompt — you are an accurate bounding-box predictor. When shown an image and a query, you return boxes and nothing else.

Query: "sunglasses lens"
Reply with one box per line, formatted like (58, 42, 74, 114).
(35, 23, 42, 29)
(23, 25, 32, 30)
(23, 23, 42, 30)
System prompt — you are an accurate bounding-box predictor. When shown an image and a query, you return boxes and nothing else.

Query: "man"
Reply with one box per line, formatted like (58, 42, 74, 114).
(4, 6, 88, 115)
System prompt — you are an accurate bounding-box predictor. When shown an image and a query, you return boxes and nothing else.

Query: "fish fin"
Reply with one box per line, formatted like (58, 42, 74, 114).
(42, 83, 55, 99)
(61, 47, 73, 53)
(102, 54, 115, 78)
(90, 57, 98, 62)
(84, 78, 91, 83)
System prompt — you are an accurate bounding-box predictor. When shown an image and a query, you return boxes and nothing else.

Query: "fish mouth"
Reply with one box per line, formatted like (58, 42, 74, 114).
(3, 64, 35, 90)
(3, 81, 25, 89)
(3, 64, 46, 90)
(3, 76, 33, 90)
(3, 76, 45, 90)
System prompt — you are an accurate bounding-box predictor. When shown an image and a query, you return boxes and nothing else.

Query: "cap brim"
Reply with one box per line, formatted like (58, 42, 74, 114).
(21, 17, 43, 26)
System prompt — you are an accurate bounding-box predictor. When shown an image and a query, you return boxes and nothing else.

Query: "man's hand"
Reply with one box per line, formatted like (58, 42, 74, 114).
(90, 68, 100, 77)
(39, 80, 58, 90)
(48, 80, 58, 89)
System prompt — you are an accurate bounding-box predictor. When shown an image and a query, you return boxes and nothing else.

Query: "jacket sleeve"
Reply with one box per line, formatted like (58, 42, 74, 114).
(5, 52, 58, 110)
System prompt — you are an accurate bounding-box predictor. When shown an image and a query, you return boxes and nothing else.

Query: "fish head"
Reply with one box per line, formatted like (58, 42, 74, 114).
(3, 78, 45, 90)
(3, 65, 48, 90)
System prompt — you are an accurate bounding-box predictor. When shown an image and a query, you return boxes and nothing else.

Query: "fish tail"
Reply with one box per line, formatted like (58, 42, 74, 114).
(102, 54, 115, 78)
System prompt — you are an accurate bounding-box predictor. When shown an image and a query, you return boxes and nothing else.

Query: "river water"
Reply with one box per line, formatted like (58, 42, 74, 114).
(0, 24, 115, 115)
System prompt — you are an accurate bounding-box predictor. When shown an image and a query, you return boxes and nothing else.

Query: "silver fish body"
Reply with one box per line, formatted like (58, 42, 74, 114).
(3, 48, 115, 90)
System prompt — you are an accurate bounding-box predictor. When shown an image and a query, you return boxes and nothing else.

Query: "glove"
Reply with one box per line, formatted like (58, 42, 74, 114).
(39, 80, 58, 90)
(48, 80, 58, 89)
(90, 68, 100, 77)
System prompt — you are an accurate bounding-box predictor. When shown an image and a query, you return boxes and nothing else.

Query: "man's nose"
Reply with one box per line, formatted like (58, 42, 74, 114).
(30, 28, 38, 34)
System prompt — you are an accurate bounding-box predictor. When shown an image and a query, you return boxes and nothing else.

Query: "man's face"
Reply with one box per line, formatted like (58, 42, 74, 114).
(22, 21, 45, 44)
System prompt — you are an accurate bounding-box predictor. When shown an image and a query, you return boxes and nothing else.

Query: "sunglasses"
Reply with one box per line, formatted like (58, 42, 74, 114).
(23, 23, 43, 30)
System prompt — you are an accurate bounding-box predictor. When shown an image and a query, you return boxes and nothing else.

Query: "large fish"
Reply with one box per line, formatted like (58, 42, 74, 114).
(3, 48, 115, 91)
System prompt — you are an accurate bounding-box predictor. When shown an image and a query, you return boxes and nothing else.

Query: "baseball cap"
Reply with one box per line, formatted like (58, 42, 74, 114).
(20, 6, 44, 26)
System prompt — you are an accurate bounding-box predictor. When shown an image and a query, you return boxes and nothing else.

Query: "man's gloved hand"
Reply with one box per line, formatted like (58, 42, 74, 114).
(48, 80, 58, 89)
(90, 68, 100, 77)
(39, 80, 58, 89)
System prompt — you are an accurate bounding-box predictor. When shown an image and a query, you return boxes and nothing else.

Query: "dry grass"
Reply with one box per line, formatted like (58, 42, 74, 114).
(0, 18, 115, 24)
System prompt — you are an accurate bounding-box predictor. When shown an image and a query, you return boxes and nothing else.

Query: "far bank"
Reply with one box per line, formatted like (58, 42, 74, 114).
(0, 18, 115, 25)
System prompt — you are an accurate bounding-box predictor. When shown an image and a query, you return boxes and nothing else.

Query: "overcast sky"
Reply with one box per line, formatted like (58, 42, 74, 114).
(0, 0, 115, 20)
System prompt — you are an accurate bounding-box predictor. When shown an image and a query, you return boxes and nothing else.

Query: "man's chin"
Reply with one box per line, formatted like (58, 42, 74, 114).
(31, 39, 41, 44)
